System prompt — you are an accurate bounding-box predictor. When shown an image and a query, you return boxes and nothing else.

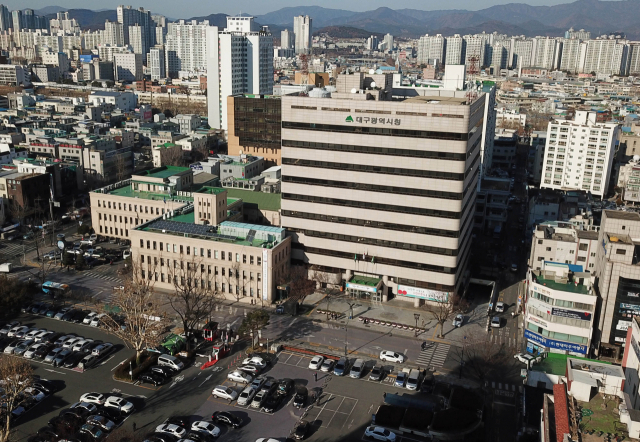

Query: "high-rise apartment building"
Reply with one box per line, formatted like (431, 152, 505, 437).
(206, 17, 273, 131)
(11, 10, 22, 32)
(117, 5, 153, 50)
(510, 37, 534, 68)
(104, 20, 124, 46)
(148, 46, 165, 80)
(490, 40, 510, 70)
(541, 111, 620, 199)
(165, 20, 210, 76)
(281, 29, 294, 50)
(128, 24, 148, 56)
(445, 34, 464, 65)
(0, 5, 10, 32)
(464, 35, 485, 69)
(382, 33, 394, 53)
(581, 38, 628, 76)
(50, 12, 81, 35)
(565, 27, 591, 40)
(417, 34, 446, 65)
(293, 15, 311, 54)
(533, 37, 562, 70)
(280, 74, 489, 305)
(560, 38, 583, 73)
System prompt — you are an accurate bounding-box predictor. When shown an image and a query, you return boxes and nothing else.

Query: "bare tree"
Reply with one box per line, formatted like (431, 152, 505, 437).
(0, 356, 34, 442)
(238, 310, 270, 349)
(450, 336, 517, 384)
(166, 253, 222, 349)
(8, 198, 30, 227)
(309, 268, 342, 319)
(101, 262, 168, 363)
(114, 152, 128, 182)
(161, 144, 185, 167)
(280, 266, 315, 304)
(422, 294, 468, 339)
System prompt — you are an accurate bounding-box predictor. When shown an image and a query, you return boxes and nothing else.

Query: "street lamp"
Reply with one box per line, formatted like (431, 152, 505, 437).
(344, 324, 348, 356)
(414, 313, 420, 337)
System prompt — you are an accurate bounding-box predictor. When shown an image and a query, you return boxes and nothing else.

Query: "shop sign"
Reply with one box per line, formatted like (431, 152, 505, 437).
(527, 314, 548, 328)
(619, 303, 640, 318)
(345, 115, 401, 125)
(346, 282, 377, 293)
(397, 285, 448, 302)
(551, 308, 592, 321)
(616, 320, 633, 331)
(524, 329, 587, 354)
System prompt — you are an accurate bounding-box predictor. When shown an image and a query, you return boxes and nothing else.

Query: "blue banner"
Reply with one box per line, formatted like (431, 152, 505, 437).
(524, 329, 587, 354)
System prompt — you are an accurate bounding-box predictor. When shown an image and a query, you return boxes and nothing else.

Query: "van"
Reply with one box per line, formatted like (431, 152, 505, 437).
(349, 359, 365, 379)
(406, 369, 421, 390)
(158, 354, 184, 371)
(333, 357, 348, 376)
(80, 239, 95, 246)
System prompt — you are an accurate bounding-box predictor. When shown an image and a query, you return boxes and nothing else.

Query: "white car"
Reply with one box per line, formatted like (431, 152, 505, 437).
(90, 313, 106, 327)
(191, 421, 220, 438)
(25, 329, 46, 340)
(308, 355, 324, 370)
(452, 314, 464, 328)
(7, 325, 29, 337)
(255, 439, 279, 442)
(155, 423, 186, 438)
(72, 339, 94, 353)
(514, 353, 541, 366)
(34, 330, 53, 342)
(242, 356, 267, 369)
(495, 302, 505, 313)
(23, 343, 45, 359)
(104, 396, 134, 413)
(83, 312, 99, 324)
(227, 370, 253, 384)
(79, 392, 106, 405)
(364, 426, 397, 441)
(63, 337, 83, 349)
(237, 386, 257, 406)
(24, 387, 46, 402)
(212, 385, 238, 401)
(379, 350, 405, 363)
(491, 316, 502, 328)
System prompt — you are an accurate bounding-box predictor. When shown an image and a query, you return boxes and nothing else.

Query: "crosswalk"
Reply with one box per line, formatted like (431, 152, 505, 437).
(415, 342, 450, 368)
(81, 271, 122, 284)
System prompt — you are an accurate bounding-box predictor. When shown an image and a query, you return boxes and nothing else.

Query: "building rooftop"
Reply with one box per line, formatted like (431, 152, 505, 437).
(576, 230, 599, 240)
(108, 184, 193, 202)
(134, 165, 191, 179)
(534, 274, 591, 295)
(402, 95, 468, 105)
(531, 352, 606, 376)
(224, 188, 281, 211)
(604, 210, 640, 221)
(567, 358, 623, 378)
(349, 274, 381, 287)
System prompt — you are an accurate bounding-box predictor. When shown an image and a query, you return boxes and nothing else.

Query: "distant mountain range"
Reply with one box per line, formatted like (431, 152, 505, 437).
(34, 0, 640, 39)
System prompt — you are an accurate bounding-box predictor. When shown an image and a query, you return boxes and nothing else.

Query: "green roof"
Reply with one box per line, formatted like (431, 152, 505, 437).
(136, 166, 191, 179)
(198, 186, 226, 195)
(108, 185, 194, 202)
(224, 189, 281, 211)
(531, 352, 609, 376)
(170, 211, 194, 223)
(535, 276, 591, 295)
(349, 275, 381, 287)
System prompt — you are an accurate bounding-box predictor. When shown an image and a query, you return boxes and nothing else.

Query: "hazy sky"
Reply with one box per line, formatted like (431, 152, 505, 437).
(5, 0, 616, 18)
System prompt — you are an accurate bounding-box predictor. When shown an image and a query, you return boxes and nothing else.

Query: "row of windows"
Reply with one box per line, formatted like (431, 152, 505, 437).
(282, 121, 469, 141)
(292, 242, 456, 279)
(287, 227, 458, 256)
(138, 269, 262, 297)
(97, 200, 167, 216)
(139, 256, 263, 280)
(526, 322, 589, 344)
(531, 290, 593, 311)
(282, 210, 461, 238)
(281, 158, 466, 181)
(282, 139, 468, 161)
(283, 193, 467, 220)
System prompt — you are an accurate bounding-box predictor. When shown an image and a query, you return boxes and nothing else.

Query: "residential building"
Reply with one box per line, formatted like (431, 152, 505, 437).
(0, 65, 28, 86)
(89, 90, 137, 112)
(445, 35, 464, 65)
(594, 210, 640, 359)
(0, 4, 10, 32)
(98, 44, 133, 62)
(464, 35, 485, 69)
(293, 15, 312, 55)
(417, 34, 446, 65)
(540, 111, 620, 199)
(281, 29, 294, 50)
(104, 20, 124, 46)
(525, 261, 596, 356)
(529, 222, 600, 272)
(620, 317, 640, 439)
(170, 114, 201, 134)
(164, 20, 210, 76)
(128, 24, 148, 56)
(49, 12, 81, 35)
(280, 77, 488, 304)
(474, 177, 510, 234)
(532, 36, 562, 70)
(582, 38, 628, 76)
(492, 130, 518, 170)
(218, 154, 264, 189)
(206, 17, 274, 131)
(511, 37, 534, 68)
(114, 53, 143, 82)
(227, 94, 282, 167)
(565, 28, 590, 40)
(148, 46, 165, 80)
(117, 5, 153, 50)
(560, 38, 583, 73)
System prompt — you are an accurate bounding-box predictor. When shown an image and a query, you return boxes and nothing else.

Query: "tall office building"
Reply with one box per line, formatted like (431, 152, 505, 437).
(22, 9, 34, 30)
(117, 5, 153, 49)
(0, 4, 10, 31)
(114, 52, 143, 82)
(148, 46, 165, 80)
(445, 34, 464, 65)
(206, 17, 273, 131)
(104, 20, 124, 46)
(540, 111, 620, 199)
(281, 29, 294, 50)
(293, 15, 311, 54)
(165, 20, 210, 76)
(280, 73, 489, 304)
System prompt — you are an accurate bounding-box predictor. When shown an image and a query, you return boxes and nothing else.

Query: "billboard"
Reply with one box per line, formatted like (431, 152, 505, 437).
(397, 285, 448, 302)
(524, 329, 587, 354)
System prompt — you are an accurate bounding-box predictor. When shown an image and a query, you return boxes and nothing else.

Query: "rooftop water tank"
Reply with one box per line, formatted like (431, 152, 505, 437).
(308, 87, 330, 98)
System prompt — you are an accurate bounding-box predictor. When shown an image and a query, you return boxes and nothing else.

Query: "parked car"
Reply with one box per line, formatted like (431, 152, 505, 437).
(104, 396, 134, 413)
(14, 339, 36, 356)
(250, 376, 267, 391)
(155, 424, 186, 439)
(251, 390, 268, 408)
(86, 415, 115, 432)
(291, 420, 309, 440)
(3, 339, 22, 354)
(190, 421, 220, 438)
(148, 365, 175, 379)
(514, 353, 541, 366)
(139, 373, 165, 386)
(380, 350, 405, 363)
(333, 357, 348, 376)
(32, 343, 55, 360)
(78, 354, 101, 370)
(364, 426, 397, 441)
(44, 347, 65, 364)
(277, 378, 294, 396)
(7, 325, 28, 337)
(452, 314, 464, 328)
(83, 312, 99, 324)
(237, 386, 257, 406)
(261, 393, 284, 413)
(79, 393, 106, 405)
(369, 365, 384, 381)
(211, 385, 238, 401)
(237, 364, 261, 376)
(308, 355, 324, 370)
(491, 316, 502, 328)
(320, 358, 335, 372)
(495, 302, 506, 313)
(227, 370, 252, 384)
(79, 423, 105, 440)
(63, 352, 87, 368)
(211, 411, 242, 428)
(293, 386, 308, 409)
(24, 343, 47, 359)
(395, 371, 407, 388)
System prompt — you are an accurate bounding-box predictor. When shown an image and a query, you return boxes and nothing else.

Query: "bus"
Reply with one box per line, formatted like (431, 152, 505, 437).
(41, 281, 70, 298)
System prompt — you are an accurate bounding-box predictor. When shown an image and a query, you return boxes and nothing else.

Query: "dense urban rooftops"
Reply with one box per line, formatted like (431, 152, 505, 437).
(134, 165, 191, 179)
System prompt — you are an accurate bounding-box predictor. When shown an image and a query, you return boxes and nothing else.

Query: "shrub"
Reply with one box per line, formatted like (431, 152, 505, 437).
(113, 352, 158, 381)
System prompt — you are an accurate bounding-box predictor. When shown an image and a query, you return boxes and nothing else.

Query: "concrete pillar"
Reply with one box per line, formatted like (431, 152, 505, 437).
(414, 297, 420, 308)
(345, 269, 352, 280)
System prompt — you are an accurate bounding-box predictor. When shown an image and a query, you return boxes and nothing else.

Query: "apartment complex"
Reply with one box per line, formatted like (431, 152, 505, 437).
(227, 94, 282, 167)
(165, 20, 210, 76)
(293, 15, 312, 55)
(206, 17, 274, 132)
(525, 262, 596, 356)
(540, 111, 620, 199)
(280, 78, 489, 305)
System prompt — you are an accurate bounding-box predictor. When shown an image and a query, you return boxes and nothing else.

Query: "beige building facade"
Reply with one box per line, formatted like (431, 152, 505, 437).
(281, 89, 487, 305)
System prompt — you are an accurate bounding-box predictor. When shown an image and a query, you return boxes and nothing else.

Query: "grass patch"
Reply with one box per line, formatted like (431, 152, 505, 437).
(579, 393, 628, 437)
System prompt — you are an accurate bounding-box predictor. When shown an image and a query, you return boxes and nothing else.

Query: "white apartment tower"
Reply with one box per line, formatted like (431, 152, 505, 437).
(445, 35, 464, 65)
(418, 34, 446, 65)
(541, 111, 620, 199)
(148, 46, 165, 80)
(581, 38, 628, 76)
(463, 35, 485, 69)
(113, 52, 143, 82)
(128, 24, 148, 56)
(281, 29, 294, 50)
(165, 20, 210, 76)
(104, 20, 124, 46)
(510, 37, 534, 68)
(293, 15, 312, 55)
(560, 38, 583, 73)
(206, 17, 273, 131)
(382, 33, 394, 53)
(491, 40, 510, 70)
(533, 37, 562, 70)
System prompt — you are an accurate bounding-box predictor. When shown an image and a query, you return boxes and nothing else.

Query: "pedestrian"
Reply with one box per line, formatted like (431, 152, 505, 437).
(132, 422, 137, 432)
(314, 372, 317, 382)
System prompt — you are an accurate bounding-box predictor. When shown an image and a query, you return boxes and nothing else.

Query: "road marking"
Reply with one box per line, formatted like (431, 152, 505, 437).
(403, 348, 408, 356)
(198, 375, 212, 387)
(112, 359, 127, 371)
(229, 318, 240, 327)
(100, 355, 115, 366)
(45, 369, 65, 375)
(290, 318, 298, 327)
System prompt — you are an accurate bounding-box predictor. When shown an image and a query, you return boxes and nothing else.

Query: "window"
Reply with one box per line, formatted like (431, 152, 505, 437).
(257, 256, 262, 265)
(579, 244, 588, 251)
(617, 249, 627, 255)
(250, 256, 254, 265)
